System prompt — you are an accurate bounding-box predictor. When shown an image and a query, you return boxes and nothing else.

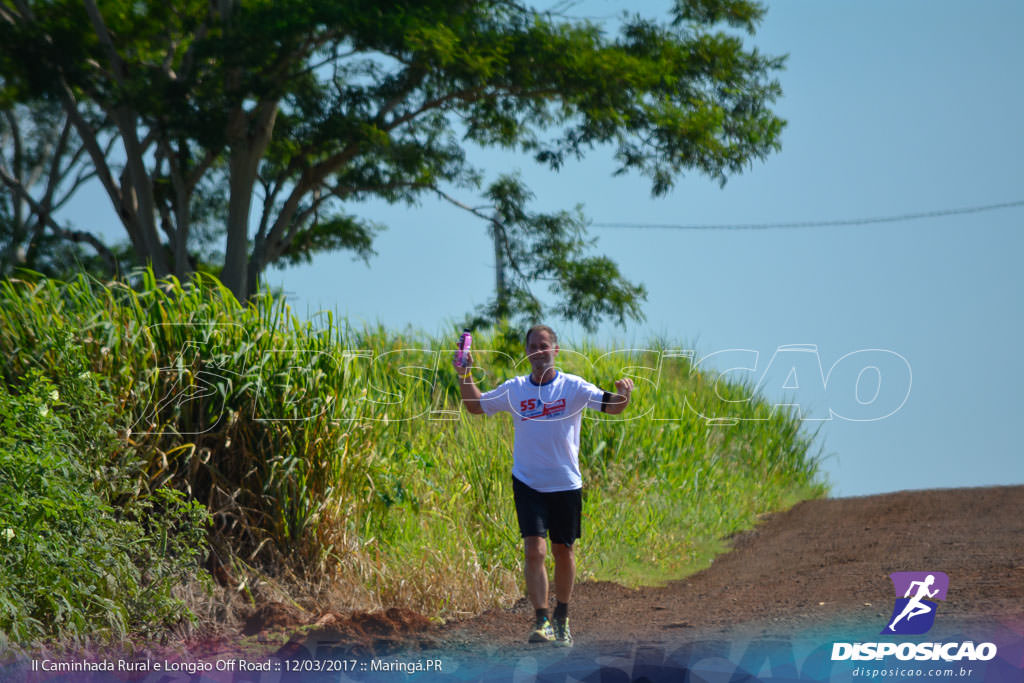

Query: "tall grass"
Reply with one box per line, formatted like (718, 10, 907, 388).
(0, 270, 827, 632)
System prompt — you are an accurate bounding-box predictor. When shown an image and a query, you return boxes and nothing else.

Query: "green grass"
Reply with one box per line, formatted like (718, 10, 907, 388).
(0, 269, 828, 645)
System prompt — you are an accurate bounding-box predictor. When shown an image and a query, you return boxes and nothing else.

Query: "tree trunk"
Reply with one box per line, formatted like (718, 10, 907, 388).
(221, 148, 254, 299)
(221, 102, 278, 301)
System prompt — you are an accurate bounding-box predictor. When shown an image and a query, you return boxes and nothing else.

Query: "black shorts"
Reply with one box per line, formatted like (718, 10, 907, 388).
(512, 476, 583, 546)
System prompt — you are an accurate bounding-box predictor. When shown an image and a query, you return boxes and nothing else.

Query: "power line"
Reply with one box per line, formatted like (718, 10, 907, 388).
(590, 199, 1024, 231)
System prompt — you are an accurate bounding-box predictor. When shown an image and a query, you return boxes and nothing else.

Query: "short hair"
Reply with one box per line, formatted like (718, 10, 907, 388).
(525, 324, 557, 347)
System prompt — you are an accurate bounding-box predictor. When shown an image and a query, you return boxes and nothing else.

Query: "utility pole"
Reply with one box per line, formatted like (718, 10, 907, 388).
(491, 216, 509, 318)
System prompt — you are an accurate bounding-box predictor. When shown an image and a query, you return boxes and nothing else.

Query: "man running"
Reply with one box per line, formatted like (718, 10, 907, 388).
(888, 574, 940, 632)
(454, 324, 634, 647)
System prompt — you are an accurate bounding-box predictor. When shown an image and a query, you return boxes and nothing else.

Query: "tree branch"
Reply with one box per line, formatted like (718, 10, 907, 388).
(383, 86, 485, 131)
(260, 141, 361, 259)
(50, 167, 98, 213)
(0, 4, 21, 24)
(1, 110, 25, 227)
(255, 174, 284, 243)
(259, 76, 550, 265)
(372, 66, 429, 128)
(430, 185, 533, 296)
(0, 164, 119, 276)
(36, 114, 75, 216)
(178, 19, 209, 80)
(48, 131, 100, 214)
(53, 80, 134, 245)
(186, 148, 218, 193)
(6, 0, 35, 22)
(82, 0, 128, 86)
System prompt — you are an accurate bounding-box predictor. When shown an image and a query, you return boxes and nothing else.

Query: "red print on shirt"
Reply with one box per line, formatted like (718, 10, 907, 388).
(520, 398, 567, 421)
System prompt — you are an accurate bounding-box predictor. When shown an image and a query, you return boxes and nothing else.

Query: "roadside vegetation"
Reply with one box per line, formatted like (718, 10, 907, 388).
(0, 271, 827, 652)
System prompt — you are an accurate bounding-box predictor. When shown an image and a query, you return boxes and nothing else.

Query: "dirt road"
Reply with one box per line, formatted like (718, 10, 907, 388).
(5, 485, 1021, 682)
(439, 485, 1023, 653)
(264, 485, 1022, 670)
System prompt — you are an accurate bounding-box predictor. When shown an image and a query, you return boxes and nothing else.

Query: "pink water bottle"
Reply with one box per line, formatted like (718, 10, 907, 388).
(456, 328, 472, 368)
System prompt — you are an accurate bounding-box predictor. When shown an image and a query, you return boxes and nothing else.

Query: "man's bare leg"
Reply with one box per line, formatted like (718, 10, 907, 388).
(550, 542, 575, 646)
(524, 536, 555, 642)
(524, 536, 549, 610)
(551, 542, 575, 604)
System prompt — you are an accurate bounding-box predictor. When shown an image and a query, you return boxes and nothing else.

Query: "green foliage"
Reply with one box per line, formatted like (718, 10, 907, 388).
(0, 338, 209, 651)
(0, 0, 785, 320)
(466, 173, 647, 331)
(0, 270, 826, 625)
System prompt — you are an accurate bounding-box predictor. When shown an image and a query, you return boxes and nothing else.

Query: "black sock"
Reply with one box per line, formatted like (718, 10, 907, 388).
(535, 608, 549, 621)
(554, 602, 569, 621)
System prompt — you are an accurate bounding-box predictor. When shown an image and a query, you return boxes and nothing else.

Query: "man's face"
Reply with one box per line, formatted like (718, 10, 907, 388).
(526, 329, 559, 374)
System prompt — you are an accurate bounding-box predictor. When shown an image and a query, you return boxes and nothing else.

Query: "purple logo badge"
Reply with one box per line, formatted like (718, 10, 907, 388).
(883, 572, 949, 635)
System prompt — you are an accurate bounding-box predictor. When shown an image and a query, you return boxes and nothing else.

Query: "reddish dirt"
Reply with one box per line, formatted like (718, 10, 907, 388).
(242, 485, 1024, 659)
(4, 485, 1019, 683)
(440, 484, 1024, 656)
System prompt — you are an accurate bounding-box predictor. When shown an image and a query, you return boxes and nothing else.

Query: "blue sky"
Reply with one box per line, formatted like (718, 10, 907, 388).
(70, 1, 1024, 497)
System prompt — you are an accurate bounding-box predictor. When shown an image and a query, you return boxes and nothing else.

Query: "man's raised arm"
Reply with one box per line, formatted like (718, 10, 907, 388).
(455, 355, 485, 415)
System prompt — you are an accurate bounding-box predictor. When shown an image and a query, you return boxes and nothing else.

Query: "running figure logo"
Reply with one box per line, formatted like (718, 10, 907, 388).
(883, 572, 949, 635)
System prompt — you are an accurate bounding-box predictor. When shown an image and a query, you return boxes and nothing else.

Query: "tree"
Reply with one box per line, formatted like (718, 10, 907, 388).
(0, 99, 123, 278)
(0, 0, 785, 328)
(439, 175, 647, 332)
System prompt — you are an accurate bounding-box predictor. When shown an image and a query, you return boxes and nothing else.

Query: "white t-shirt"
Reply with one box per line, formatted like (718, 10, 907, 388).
(479, 371, 606, 492)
